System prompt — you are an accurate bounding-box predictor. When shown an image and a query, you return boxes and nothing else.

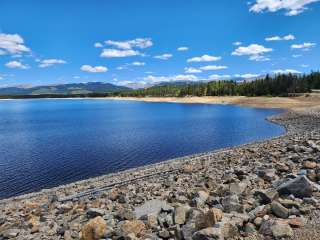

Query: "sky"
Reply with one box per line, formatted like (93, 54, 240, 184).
(0, 0, 319, 87)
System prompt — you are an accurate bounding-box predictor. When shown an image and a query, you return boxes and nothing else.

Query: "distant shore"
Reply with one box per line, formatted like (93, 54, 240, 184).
(106, 95, 320, 111)
(2, 95, 320, 111)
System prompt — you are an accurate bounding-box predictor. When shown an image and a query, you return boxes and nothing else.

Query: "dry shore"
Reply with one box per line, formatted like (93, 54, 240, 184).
(0, 98, 320, 239)
(106, 95, 320, 111)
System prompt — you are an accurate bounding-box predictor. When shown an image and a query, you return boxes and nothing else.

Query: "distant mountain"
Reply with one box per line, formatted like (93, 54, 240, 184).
(0, 82, 131, 96)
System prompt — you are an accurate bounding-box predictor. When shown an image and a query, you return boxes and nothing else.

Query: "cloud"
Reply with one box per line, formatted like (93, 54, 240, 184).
(177, 47, 189, 51)
(80, 65, 108, 73)
(5, 61, 29, 69)
(301, 64, 309, 68)
(38, 59, 66, 68)
(0, 33, 31, 55)
(184, 67, 202, 73)
(144, 74, 198, 83)
(187, 54, 221, 63)
(100, 49, 141, 58)
(232, 44, 272, 61)
(132, 61, 145, 66)
(249, 55, 271, 61)
(200, 65, 228, 71)
(233, 41, 242, 46)
(94, 42, 103, 48)
(265, 34, 295, 41)
(105, 38, 153, 49)
(272, 69, 301, 74)
(291, 42, 316, 50)
(292, 54, 302, 58)
(249, 0, 320, 16)
(209, 74, 231, 80)
(154, 53, 173, 60)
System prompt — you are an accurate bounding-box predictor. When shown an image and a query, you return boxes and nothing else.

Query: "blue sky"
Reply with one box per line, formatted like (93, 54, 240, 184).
(0, 0, 319, 87)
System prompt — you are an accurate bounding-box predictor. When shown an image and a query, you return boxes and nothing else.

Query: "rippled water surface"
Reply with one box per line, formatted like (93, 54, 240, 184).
(0, 99, 284, 198)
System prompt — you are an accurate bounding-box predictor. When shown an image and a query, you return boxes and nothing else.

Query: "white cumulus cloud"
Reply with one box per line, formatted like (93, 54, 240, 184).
(105, 38, 153, 49)
(5, 61, 29, 69)
(184, 67, 202, 74)
(132, 61, 146, 66)
(80, 65, 108, 73)
(250, 0, 320, 16)
(233, 41, 242, 46)
(38, 59, 66, 68)
(200, 65, 228, 71)
(100, 49, 141, 58)
(94, 42, 103, 48)
(154, 53, 173, 60)
(144, 74, 198, 83)
(187, 54, 221, 63)
(291, 42, 316, 50)
(232, 44, 272, 61)
(177, 47, 189, 51)
(265, 34, 295, 41)
(0, 33, 31, 55)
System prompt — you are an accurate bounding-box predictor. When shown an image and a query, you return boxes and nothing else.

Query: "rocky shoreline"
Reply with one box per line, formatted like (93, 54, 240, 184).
(1, 107, 320, 239)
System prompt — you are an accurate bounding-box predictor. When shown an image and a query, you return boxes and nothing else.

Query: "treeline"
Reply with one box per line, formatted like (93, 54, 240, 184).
(114, 72, 320, 97)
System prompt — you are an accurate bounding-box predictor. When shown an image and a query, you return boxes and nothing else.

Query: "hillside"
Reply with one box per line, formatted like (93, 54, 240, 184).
(0, 82, 130, 96)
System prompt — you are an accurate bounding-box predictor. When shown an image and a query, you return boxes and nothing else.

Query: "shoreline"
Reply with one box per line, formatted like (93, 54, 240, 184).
(1, 95, 320, 111)
(1, 103, 320, 239)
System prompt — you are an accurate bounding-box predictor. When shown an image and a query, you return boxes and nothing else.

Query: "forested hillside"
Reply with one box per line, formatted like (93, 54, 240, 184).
(115, 72, 320, 97)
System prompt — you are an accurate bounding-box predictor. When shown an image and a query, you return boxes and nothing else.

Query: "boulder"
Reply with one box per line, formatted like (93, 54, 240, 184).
(303, 160, 317, 169)
(120, 220, 146, 237)
(271, 201, 289, 219)
(277, 175, 314, 198)
(270, 221, 293, 239)
(254, 189, 278, 204)
(222, 194, 243, 213)
(174, 206, 188, 225)
(134, 199, 170, 219)
(204, 208, 223, 226)
(115, 208, 135, 220)
(80, 216, 107, 240)
(257, 169, 277, 182)
(192, 190, 209, 207)
(192, 227, 223, 240)
(86, 208, 105, 219)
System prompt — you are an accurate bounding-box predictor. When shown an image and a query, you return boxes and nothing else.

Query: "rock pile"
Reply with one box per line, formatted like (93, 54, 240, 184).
(0, 109, 320, 239)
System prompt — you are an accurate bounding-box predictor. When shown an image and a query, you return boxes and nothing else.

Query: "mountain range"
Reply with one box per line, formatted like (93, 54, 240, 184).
(0, 82, 130, 96)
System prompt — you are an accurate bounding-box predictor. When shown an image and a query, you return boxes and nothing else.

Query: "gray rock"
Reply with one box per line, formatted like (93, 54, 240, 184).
(181, 209, 205, 240)
(257, 168, 277, 182)
(86, 208, 105, 219)
(192, 227, 223, 240)
(115, 208, 135, 220)
(229, 181, 247, 195)
(271, 201, 289, 219)
(192, 191, 209, 207)
(254, 189, 278, 204)
(134, 199, 170, 219)
(277, 175, 314, 198)
(222, 194, 243, 213)
(270, 221, 293, 238)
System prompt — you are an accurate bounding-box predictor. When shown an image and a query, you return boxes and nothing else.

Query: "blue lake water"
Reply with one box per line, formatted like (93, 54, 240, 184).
(0, 99, 284, 199)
